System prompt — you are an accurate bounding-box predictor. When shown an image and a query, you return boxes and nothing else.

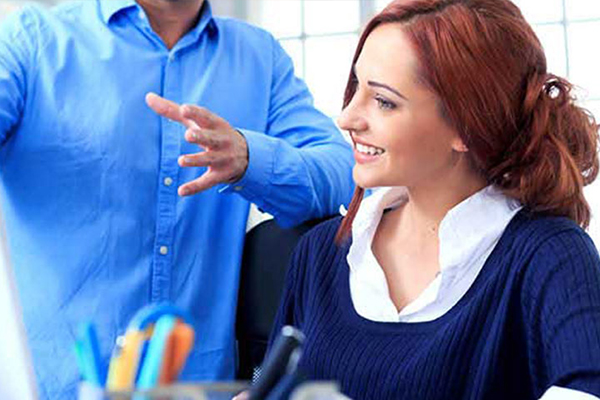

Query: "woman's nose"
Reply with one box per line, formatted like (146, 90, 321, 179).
(337, 102, 367, 133)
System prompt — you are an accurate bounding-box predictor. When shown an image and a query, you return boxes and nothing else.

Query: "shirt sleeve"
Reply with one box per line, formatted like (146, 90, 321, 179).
(522, 227, 600, 398)
(0, 6, 38, 144)
(222, 36, 354, 228)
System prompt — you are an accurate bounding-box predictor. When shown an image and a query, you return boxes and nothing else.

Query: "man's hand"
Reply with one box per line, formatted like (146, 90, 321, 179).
(146, 92, 249, 196)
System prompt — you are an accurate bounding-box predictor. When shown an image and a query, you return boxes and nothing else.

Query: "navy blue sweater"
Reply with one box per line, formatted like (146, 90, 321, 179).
(270, 211, 600, 400)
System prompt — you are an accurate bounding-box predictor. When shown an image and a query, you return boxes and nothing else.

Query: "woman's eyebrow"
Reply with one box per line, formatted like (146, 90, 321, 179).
(368, 81, 408, 101)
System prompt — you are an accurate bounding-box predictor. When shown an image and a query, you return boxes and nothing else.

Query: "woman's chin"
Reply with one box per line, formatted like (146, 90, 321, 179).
(353, 168, 382, 189)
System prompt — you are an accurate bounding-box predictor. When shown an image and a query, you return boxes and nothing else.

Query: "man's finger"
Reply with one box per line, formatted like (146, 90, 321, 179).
(146, 93, 183, 121)
(146, 93, 198, 129)
(178, 171, 225, 196)
(178, 151, 220, 168)
(181, 104, 222, 130)
(185, 128, 224, 150)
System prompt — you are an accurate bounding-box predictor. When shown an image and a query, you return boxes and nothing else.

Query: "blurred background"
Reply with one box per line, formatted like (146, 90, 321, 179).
(1, 0, 600, 242)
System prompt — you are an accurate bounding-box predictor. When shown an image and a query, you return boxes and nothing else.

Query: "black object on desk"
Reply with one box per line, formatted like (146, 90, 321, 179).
(247, 326, 305, 400)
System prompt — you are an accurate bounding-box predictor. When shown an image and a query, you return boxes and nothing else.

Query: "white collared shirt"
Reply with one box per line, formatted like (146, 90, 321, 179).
(346, 185, 598, 400)
(348, 185, 522, 323)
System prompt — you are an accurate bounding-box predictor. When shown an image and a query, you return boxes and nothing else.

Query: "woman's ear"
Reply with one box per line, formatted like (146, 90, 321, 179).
(451, 138, 469, 153)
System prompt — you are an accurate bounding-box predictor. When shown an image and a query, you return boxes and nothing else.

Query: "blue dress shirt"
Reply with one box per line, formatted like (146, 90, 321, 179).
(0, 1, 354, 398)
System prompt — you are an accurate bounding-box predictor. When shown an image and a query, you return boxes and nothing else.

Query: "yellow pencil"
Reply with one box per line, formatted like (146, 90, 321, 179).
(106, 329, 151, 390)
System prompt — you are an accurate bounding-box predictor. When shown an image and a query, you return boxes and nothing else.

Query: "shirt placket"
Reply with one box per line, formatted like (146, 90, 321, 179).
(151, 50, 182, 302)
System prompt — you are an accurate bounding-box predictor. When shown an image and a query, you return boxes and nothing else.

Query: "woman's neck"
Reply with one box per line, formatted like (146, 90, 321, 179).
(393, 173, 488, 242)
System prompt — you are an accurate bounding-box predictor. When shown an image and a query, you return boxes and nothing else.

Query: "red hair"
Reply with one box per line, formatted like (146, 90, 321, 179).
(336, 0, 599, 243)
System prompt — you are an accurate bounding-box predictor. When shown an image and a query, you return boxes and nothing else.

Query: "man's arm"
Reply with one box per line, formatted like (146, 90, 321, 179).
(229, 37, 354, 227)
(147, 37, 354, 227)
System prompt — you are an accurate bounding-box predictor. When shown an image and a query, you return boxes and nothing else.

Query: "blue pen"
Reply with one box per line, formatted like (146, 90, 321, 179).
(136, 315, 177, 392)
(74, 340, 89, 381)
(77, 322, 106, 387)
(134, 335, 150, 383)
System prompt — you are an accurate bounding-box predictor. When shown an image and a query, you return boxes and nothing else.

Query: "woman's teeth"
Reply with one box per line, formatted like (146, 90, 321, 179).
(356, 143, 385, 156)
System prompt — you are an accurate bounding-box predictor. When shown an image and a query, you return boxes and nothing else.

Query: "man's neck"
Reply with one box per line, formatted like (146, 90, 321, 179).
(136, 0, 205, 49)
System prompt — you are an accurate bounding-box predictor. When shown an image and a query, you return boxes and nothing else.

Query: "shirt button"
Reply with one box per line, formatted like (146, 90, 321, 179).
(233, 185, 243, 192)
(159, 246, 169, 255)
(164, 177, 174, 187)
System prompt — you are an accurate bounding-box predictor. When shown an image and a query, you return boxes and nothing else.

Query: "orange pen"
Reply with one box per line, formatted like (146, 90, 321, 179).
(158, 320, 195, 385)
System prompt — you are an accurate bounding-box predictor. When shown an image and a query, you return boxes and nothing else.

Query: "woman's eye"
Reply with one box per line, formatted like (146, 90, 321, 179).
(375, 95, 397, 110)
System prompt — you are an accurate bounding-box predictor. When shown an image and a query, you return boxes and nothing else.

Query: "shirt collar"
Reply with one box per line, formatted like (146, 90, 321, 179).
(352, 186, 407, 234)
(98, 0, 216, 38)
(438, 185, 522, 271)
(349, 185, 522, 273)
(187, 1, 216, 42)
(348, 186, 408, 272)
(347, 185, 522, 322)
(98, 0, 137, 24)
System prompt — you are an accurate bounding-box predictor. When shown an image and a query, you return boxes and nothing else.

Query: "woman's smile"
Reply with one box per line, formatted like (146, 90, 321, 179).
(353, 139, 386, 164)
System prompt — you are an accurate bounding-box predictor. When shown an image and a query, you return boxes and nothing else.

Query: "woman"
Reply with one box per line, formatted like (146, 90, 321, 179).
(264, 0, 600, 399)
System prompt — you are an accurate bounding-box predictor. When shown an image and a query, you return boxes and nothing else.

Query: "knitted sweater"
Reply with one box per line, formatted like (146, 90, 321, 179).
(270, 212, 600, 400)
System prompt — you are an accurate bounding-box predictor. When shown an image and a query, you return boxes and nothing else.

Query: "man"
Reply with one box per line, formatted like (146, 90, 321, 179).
(0, 0, 354, 397)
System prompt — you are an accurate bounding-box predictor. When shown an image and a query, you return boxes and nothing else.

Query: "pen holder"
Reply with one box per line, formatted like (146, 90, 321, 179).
(78, 381, 249, 400)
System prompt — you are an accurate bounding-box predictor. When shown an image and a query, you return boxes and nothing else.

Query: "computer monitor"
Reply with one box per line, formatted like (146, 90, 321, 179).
(0, 206, 38, 400)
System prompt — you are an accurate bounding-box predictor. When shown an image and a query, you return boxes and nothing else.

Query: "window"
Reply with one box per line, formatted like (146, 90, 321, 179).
(247, 0, 372, 117)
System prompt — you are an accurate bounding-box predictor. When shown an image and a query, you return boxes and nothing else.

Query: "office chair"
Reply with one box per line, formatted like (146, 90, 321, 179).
(236, 217, 327, 381)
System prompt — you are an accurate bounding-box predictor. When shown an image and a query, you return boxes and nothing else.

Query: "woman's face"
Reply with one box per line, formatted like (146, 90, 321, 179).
(338, 23, 468, 189)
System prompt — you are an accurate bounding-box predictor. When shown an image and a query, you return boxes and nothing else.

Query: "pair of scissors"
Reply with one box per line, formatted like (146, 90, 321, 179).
(106, 303, 195, 391)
